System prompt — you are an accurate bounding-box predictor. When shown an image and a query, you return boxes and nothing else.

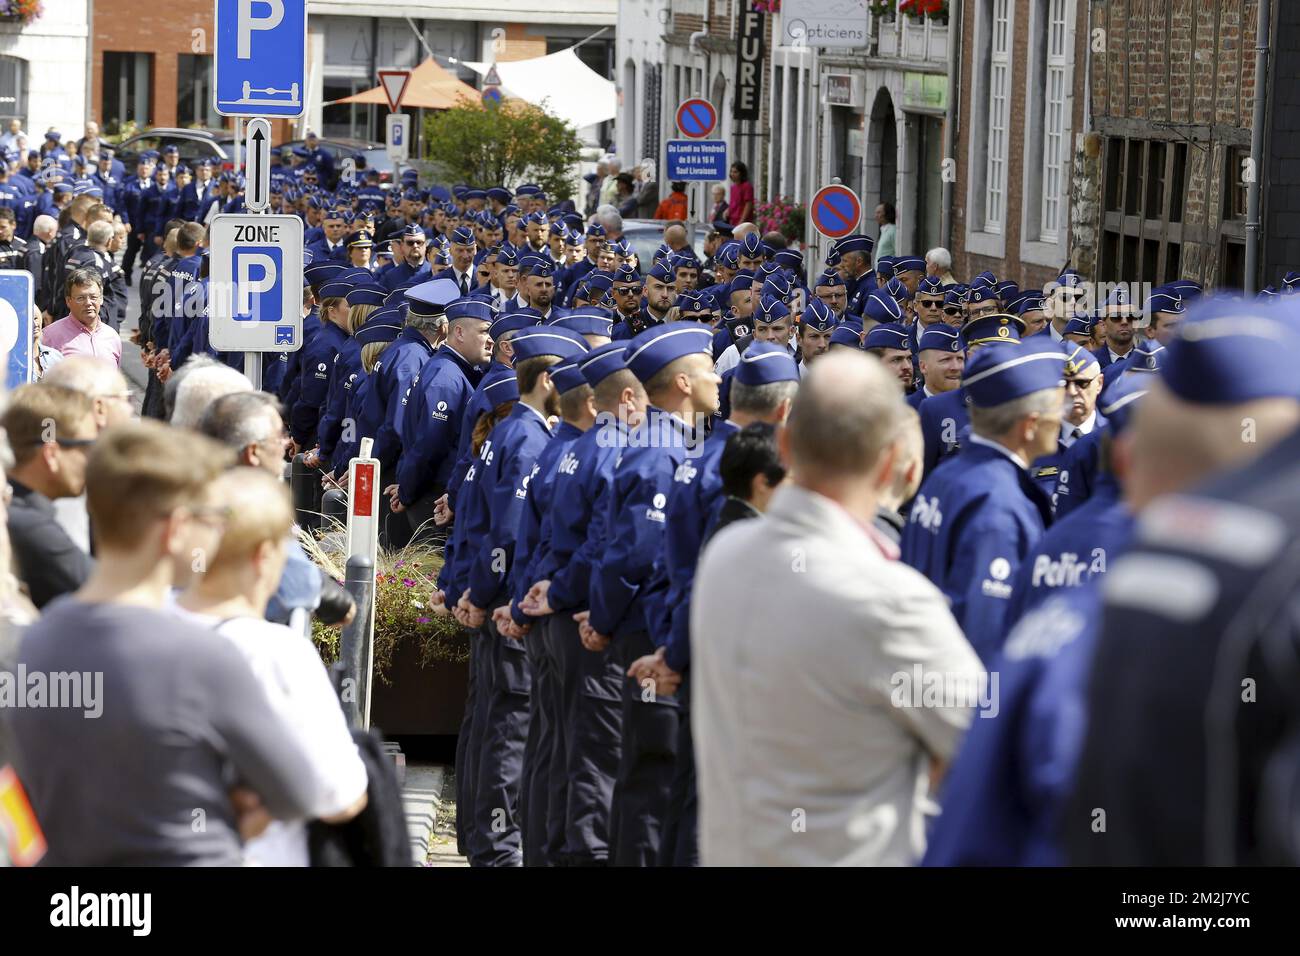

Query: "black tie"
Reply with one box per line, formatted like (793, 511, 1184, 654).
(460, 274, 469, 296)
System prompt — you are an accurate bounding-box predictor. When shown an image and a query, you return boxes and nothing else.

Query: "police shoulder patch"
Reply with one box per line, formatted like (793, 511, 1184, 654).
(1139, 494, 1286, 568)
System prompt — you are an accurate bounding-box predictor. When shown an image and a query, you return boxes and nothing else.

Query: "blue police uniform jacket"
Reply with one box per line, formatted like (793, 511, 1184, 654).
(900, 436, 1053, 663)
(922, 584, 1102, 866)
(846, 272, 877, 316)
(1052, 429, 1102, 520)
(1003, 473, 1133, 631)
(303, 223, 325, 246)
(279, 308, 321, 405)
(290, 319, 350, 447)
(560, 259, 596, 307)
(91, 172, 120, 213)
(437, 422, 494, 601)
(331, 367, 372, 473)
(1028, 414, 1107, 508)
(588, 409, 699, 639)
(445, 361, 514, 508)
(611, 307, 665, 341)
(382, 259, 432, 291)
(654, 418, 740, 673)
(508, 420, 585, 627)
(356, 324, 436, 473)
(143, 182, 178, 242)
(465, 402, 554, 609)
(317, 338, 362, 464)
(306, 239, 348, 263)
(906, 385, 933, 411)
(164, 254, 204, 355)
(918, 387, 971, 476)
(1089, 344, 1131, 371)
(394, 343, 482, 506)
(121, 176, 149, 232)
(539, 416, 628, 613)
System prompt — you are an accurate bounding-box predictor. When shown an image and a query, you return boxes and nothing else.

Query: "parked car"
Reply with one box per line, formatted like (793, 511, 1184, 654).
(620, 218, 707, 270)
(113, 128, 237, 172)
(277, 137, 404, 186)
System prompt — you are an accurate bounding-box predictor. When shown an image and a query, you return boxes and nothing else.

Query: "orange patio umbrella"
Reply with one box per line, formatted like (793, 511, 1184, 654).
(328, 57, 480, 110)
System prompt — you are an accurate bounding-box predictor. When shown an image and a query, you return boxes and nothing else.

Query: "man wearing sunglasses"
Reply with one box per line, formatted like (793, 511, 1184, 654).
(1043, 269, 1089, 342)
(911, 275, 949, 330)
(2, 383, 98, 608)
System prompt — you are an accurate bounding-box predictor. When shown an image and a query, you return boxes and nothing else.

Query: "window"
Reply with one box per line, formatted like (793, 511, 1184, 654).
(177, 55, 220, 129)
(984, 0, 1011, 234)
(1039, 0, 1068, 241)
(0, 55, 26, 126)
(1224, 146, 1249, 220)
(102, 52, 153, 133)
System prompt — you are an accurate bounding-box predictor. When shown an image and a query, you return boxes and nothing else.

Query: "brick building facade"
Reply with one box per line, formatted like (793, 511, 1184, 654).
(1083, 0, 1259, 290)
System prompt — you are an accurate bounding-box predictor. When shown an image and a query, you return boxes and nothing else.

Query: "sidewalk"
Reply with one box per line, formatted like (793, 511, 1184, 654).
(401, 763, 466, 867)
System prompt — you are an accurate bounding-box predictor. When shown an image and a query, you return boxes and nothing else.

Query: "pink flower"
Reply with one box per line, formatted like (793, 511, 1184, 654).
(402, 578, 415, 587)
(417, 616, 430, 624)
(395, 560, 405, 568)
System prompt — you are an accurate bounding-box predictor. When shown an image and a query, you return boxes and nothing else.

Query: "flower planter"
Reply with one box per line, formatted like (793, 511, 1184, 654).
(370, 633, 469, 736)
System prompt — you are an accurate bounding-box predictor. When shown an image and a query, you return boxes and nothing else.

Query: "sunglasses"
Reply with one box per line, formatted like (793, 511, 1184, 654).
(943, 306, 964, 317)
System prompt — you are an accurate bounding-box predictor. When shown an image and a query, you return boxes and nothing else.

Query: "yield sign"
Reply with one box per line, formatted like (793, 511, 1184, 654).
(378, 70, 411, 112)
(484, 64, 502, 87)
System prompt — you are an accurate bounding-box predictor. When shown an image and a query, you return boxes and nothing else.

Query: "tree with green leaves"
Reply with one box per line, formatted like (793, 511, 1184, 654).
(423, 99, 583, 202)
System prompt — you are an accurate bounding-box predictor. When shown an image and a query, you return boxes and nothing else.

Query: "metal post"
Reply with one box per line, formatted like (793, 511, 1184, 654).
(1245, 0, 1271, 295)
(339, 553, 375, 728)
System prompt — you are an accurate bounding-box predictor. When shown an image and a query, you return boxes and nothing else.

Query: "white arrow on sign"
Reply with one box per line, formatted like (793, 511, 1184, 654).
(245, 117, 272, 213)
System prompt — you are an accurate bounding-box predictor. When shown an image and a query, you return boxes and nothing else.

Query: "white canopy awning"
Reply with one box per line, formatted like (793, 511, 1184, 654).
(463, 49, 616, 132)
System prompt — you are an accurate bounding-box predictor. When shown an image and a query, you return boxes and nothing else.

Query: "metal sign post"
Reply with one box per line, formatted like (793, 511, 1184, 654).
(341, 436, 381, 728)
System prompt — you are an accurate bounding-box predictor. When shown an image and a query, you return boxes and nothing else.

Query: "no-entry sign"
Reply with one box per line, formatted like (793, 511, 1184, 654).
(676, 98, 718, 139)
(810, 184, 863, 239)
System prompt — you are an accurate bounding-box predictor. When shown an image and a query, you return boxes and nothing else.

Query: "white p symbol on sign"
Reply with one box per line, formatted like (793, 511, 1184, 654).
(237, 253, 277, 318)
(237, 0, 284, 59)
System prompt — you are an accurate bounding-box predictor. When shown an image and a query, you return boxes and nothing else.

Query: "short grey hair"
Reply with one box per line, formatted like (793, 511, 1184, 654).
(170, 363, 253, 430)
(596, 205, 623, 234)
(925, 247, 952, 271)
(87, 220, 114, 247)
(199, 390, 282, 450)
(730, 378, 798, 417)
(406, 311, 449, 334)
(970, 387, 1062, 439)
(41, 355, 127, 399)
(786, 351, 906, 478)
(32, 214, 57, 241)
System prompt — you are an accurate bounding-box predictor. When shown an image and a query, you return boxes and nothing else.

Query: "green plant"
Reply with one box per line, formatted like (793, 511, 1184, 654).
(300, 524, 469, 685)
(423, 98, 583, 202)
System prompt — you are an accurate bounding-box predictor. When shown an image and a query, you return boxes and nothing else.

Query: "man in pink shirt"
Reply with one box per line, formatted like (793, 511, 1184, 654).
(40, 267, 121, 368)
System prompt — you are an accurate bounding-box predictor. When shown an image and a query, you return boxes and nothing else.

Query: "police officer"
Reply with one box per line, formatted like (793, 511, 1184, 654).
(0, 206, 26, 271)
(513, 343, 643, 864)
(585, 321, 720, 866)
(630, 341, 799, 866)
(1028, 344, 1107, 504)
(902, 337, 1066, 663)
(458, 326, 588, 867)
(919, 312, 1025, 476)
(381, 223, 432, 292)
(494, 352, 598, 864)
(293, 274, 375, 451)
(388, 296, 492, 533)
(1065, 300, 1300, 865)
(909, 323, 964, 410)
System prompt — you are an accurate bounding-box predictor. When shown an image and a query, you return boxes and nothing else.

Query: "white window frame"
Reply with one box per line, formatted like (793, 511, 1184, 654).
(984, 0, 1011, 235)
(964, 0, 1012, 260)
(1021, 0, 1077, 269)
(1040, 0, 1069, 242)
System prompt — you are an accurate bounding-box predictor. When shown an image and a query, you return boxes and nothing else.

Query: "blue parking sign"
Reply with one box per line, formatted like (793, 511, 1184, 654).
(666, 140, 728, 181)
(213, 0, 307, 118)
(0, 270, 33, 389)
(208, 214, 304, 352)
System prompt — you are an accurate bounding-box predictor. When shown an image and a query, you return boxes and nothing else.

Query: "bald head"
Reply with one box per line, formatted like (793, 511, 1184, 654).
(785, 350, 906, 482)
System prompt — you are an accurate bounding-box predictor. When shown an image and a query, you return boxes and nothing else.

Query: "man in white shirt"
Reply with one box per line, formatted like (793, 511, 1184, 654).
(174, 467, 368, 866)
(692, 351, 983, 866)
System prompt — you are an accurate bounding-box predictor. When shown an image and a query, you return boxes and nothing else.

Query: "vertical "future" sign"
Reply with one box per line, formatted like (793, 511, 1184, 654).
(734, 2, 765, 121)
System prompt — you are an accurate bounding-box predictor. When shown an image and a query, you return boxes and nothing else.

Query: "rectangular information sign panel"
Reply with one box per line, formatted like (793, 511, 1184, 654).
(666, 140, 729, 181)
(208, 213, 304, 352)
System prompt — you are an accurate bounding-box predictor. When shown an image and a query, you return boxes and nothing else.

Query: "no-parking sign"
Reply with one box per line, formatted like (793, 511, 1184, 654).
(810, 184, 863, 239)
